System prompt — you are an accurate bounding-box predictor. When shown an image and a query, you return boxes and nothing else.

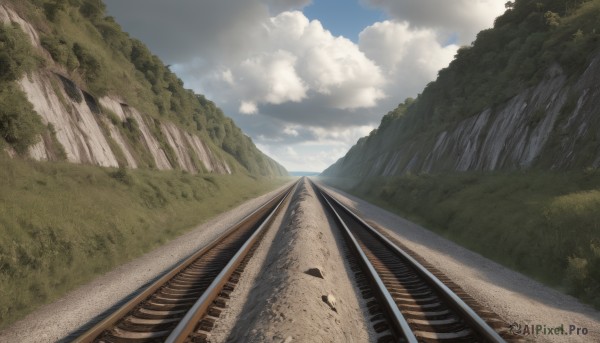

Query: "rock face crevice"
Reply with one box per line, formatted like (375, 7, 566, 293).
(324, 54, 600, 177)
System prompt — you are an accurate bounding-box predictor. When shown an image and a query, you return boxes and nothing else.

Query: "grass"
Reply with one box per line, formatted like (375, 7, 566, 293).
(0, 154, 289, 328)
(321, 170, 600, 309)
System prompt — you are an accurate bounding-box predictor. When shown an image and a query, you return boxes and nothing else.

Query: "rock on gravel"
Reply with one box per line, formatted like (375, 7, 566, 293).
(305, 267, 325, 279)
(214, 179, 375, 342)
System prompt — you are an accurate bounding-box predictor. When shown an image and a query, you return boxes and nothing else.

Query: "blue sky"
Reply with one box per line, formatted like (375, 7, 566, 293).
(105, 0, 505, 172)
(303, 0, 386, 42)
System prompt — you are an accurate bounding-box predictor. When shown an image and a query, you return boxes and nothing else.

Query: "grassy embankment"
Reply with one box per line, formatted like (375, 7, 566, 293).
(0, 154, 289, 328)
(322, 171, 600, 309)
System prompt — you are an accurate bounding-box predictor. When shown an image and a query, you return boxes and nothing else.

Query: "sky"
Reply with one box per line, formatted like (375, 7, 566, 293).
(103, 0, 506, 172)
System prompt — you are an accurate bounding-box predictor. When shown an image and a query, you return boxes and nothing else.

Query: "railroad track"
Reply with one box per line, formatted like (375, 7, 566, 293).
(311, 180, 508, 343)
(73, 182, 296, 343)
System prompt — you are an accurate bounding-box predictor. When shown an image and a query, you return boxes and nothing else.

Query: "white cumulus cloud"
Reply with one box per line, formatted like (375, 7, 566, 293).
(359, 21, 458, 102)
(206, 11, 385, 112)
(364, 0, 505, 44)
(105, 0, 507, 171)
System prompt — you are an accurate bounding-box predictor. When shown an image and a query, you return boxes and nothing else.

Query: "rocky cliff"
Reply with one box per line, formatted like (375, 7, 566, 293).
(324, 1, 600, 178)
(324, 55, 600, 177)
(0, 3, 286, 177)
(19, 70, 232, 174)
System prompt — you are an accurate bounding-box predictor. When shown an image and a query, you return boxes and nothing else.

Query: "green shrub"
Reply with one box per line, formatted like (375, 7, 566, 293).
(42, 0, 65, 22)
(40, 35, 79, 71)
(109, 167, 132, 185)
(0, 23, 36, 82)
(47, 123, 67, 160)
(0, 83, 43, 154)
(72, 42, 102, 84)
(79, 0, 105, 20)
(566, 244, 600, 308)
(122, 117, 140, 136)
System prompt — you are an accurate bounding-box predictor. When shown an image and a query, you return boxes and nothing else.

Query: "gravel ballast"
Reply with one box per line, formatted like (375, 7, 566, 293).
(4, 177, 598, 342)
(316, 179, 600, 343)
(0, 182, 293, 343)
(210, 178, 375, 342)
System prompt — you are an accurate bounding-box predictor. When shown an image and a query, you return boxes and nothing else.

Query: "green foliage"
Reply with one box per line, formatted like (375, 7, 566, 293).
(323, 170, 600, 309)
(42, 0, 66, 22)
(0, 23, 37, 82)
(0, 154, 289, 327)
(566, 243, 600, 305)
(0, 83, 43, 154)
(103, 107, 120, 125)
(109, 166, 131, 184)
(94, 17, 132, 58)
(40, 35, 79, 71)
(122, 117, 140, 136)
(72, 42, 103, 84)
(46, 123, 67, 160)
(78, 0, 105, 20)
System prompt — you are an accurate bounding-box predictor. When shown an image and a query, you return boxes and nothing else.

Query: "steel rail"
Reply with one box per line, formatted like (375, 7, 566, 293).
(164, 182, 293, 343)
(313, 181, 505, 343)
(73, 182, 296, 343)
(319, 189, 418, 343)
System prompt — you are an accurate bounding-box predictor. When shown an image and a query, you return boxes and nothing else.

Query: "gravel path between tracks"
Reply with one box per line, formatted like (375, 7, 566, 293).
(0, 182, 294, 343)
(315, 179, 600, 343)
(209, 178, 375, 343)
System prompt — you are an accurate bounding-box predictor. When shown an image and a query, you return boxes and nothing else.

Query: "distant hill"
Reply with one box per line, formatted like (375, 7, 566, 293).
(289, 171, 321, 176)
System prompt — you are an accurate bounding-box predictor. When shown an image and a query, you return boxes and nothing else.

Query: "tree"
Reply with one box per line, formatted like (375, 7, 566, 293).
(544, 11, 561, 28)
(0, 23, 36, 82)
(79, 0, 106, 20)
(43, 0, 67, 21)
(0, 84, 43, 154)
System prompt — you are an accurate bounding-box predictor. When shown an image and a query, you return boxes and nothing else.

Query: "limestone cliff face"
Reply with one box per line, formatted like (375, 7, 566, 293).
(19, 68, 232, 174)
(1, 4, 285, 176)
(324, 53, 600, 178)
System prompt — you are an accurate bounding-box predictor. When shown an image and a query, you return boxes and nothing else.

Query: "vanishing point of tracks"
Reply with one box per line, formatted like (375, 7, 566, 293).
(73, 182, 297, 343)
(312, 180, 508, 343)
(73, 178, 509, 342)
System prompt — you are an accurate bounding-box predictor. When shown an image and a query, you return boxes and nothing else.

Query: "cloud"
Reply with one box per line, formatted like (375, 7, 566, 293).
(239, 101, 258, 115)
(234, 49, 307, 107)
(104, 0, 505, 171)
(359, 20, 458, 106)
(104, 0, 311, 64)
(363, 0, 506, 44)
(256, 124, 374, 172)
(199, 11, 385, 114)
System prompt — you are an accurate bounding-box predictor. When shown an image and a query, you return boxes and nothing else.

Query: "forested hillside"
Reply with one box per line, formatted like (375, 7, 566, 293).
(325, 0, 600, 177)
(323, 0, 600, 309)
(0, 0, 286, 176)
